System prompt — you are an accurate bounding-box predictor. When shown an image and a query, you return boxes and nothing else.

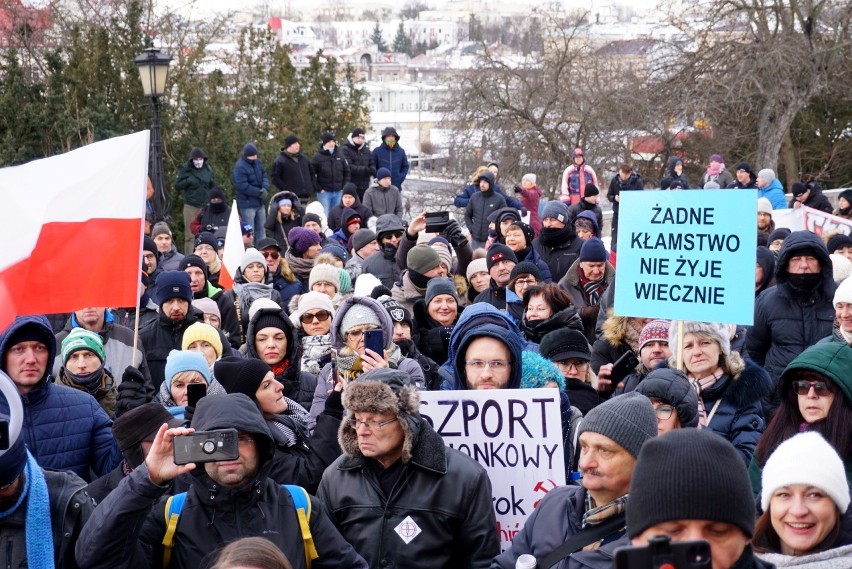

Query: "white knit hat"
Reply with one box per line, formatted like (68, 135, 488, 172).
(835, 274, 852, 306)
(830, 254, 851, 285)
(757, 197, 773, 214)
(289, 291, 335, 328)
(668, 321, 731, 358)
(309, 263, 340, 292)
(761, 432, 850, 512)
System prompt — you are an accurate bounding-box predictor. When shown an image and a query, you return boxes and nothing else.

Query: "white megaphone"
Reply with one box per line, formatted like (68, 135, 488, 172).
(0, 370, 23, 455)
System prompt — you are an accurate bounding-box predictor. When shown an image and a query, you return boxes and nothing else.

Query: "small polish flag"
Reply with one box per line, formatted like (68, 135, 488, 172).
(0, 132, 149, 332)
(218, 201, 245, 290)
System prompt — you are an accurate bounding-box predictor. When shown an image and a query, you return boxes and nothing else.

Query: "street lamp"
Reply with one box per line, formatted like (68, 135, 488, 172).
(134, 48, 172, 224)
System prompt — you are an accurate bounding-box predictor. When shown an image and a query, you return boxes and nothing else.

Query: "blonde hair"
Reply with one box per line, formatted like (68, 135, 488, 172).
(211, 537, 293, 569)
(470, 165, 489, 184)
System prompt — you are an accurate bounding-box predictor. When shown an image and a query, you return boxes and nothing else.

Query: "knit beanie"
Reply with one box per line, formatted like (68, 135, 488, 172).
(321, 132, 335, 145)
(240, 248, 266, 273)
(406, 245, 441, 274)
(209, 187, 225, 202)
(757, 197, 773, 214)
(578, 237, 608, 262)
(635, 368, 699, 428)
(351, 229, 377, 253)
(151, 222, 172, 239)
(760, 432, 850, 512)
(288, 226, 322, 255)
(827, 233, 852, 254)
(156, 271, 193, 305)
(111, 403, 181, 468)
(578, 391, 656, 458)
(378, 295, 413, 329)
(767, 227, 791, 245)
(241, 221, 254, 236)
(164, 349, 211, 390)
(339, 303, 382, 334)
(791, 182, 807, 197)
(627, 429, 755, 538)
(376, 167, 392, 180)
(466, 258, 488, 281)
(758, 168, 776, 183)
(835, 275, 852, 306)
(190, 147, 207, 160)
(353, 273, 383, 298)
(181, 322, 223, 358)
(583, 184, 600, 198)
(283, 134, 299, 148)
(242, 143, 258, 158)
(639, 319, 671, 351)
(321, 243, 349, 263)
(253, 310, 289, 335)
(431, 243, 452, 273)
(667, 321, 731, 359)
(541, 201, 570, 224)
(214, 356, 272, 401)
(191, 297, 220, 320)
(709, 154, 723, 163)
(143, 236, 157, 255)
(337, 267, 352, 294)
(179, 255, 208, 278)
(302, 213, 322, 227)
(310, 263, 340, 292)
(539, 328, 590, 362)
(194, 232, 218, 251)
(831, 254, 851, 283)
(289, 291, 335, 328)
(736, 162, 753, 174)
(61, 327, 105, 364)
(486, 244, 518, 270)
(509, 261, 542, 283)
(351, 128, 365, 138)
(425, 277, 461, 307)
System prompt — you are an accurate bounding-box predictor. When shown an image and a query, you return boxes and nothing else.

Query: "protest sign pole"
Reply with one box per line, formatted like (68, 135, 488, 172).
(675, 320, 684, 371)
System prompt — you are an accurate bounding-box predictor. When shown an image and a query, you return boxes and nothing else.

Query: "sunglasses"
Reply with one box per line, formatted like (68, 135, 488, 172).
(262, 250, 280, 259)
(792, 380, 834, 398)
(300, 310, 331, 324)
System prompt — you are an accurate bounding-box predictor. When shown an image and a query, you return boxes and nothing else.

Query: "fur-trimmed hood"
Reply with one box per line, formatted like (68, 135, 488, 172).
(600, 312, 644, 352)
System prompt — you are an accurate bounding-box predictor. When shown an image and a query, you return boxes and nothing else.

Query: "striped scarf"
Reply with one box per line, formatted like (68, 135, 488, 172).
(267, 397, 312, 447)
(689, 368, 724, 428)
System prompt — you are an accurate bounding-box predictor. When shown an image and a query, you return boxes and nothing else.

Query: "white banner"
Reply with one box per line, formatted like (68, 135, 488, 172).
(419, 388, 566, 551)
(801, 205, 852, 237)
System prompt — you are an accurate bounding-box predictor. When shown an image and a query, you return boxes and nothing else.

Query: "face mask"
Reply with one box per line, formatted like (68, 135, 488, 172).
(384, 137, 396, 148)
(193, 159, 204, 168)
(787, 272, 822, 292)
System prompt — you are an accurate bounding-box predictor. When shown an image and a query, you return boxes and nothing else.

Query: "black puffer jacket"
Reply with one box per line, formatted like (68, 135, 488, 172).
(75, 394, 367, 569)
(241, 305, 318, 411)
(521, 305, 584, 345)
(464, 172, 507, 242)
(311, 146, 350, 191)
(340, 136, 376, 195)
(271, 149, 317, 200)
(533, 225, 583, 284)
(319, 401, 499, 568)
(746, 231, 837, 393)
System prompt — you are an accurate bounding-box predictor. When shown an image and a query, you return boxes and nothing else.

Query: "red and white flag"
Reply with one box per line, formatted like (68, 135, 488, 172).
(218, 201, 245, 290)
(0, 131, 149, 332)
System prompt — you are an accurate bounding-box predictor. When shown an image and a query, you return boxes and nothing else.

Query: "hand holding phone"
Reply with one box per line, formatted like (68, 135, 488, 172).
(173, 429, 239, 466)
(609, 350, 639, 385)
(614, 536, 711, 569)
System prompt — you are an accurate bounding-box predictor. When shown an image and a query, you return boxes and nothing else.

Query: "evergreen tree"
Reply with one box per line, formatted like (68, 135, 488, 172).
(392, 22, 412, 55)
(370, 22, 388, 52)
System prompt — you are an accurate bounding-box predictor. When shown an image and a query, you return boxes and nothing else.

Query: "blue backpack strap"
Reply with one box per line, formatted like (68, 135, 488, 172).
(283, 485, 318, 569)
(162, 492, 188, 568)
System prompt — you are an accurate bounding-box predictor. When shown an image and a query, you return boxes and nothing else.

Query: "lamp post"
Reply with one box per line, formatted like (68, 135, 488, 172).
(134, 48, 172, 224)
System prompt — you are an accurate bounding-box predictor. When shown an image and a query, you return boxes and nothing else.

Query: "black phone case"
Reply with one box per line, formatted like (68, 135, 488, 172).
(173, 429, 239, 465)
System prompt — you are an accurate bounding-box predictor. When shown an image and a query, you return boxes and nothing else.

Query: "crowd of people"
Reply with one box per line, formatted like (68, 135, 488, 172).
(1, 132, 852, 569)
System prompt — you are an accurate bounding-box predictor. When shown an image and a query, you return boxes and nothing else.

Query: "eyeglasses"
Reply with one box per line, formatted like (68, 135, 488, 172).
(346, 328, 378, 339)
(654, 404, 675, 420)
(555, 359, 588, 371)
(792, 380, 834, 398)
(350, 417, 398, 430)
(465, 360, 511, 371)
(262, 250, 280, 259)
(514, 278, 538, 286)
(300, 310, 331, 324)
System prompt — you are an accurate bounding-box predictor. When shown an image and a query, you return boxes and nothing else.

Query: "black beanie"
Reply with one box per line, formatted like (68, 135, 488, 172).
(179, 255, 208, 278)
(627, 428, 756, 539)
(303, 213, 322, 227)
(143, 236, 157, 254)
(0, 429, 27, 488)
(214, 357, 272, 401)
(254, 311, 288, 334)
(111, 403, 181, 469)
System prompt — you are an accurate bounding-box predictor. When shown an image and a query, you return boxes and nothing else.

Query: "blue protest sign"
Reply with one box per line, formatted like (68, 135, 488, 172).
(613, 189, 757, 325)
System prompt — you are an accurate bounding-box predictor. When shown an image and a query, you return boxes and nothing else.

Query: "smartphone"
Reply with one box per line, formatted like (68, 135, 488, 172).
(424, 211, 450, 233)
(173, 429, 239, 465)
(0, 419, 8, 451)
(364, 329, 384, 356)
(614, 537, 711, 569)
(186, 383, 207, 408)
(609, 350, 640, 384)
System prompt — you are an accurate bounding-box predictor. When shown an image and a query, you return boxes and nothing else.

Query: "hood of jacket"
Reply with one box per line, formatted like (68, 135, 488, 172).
(375, 214, 404, 240)
(666, 155, 682, 177)
(779, 342, 852, 403)
(245, 306, 303, 384)
(341, 206, 360, 229)
(330, 296, 394, 351)
(380, 126, 400, 141)
(774, 230, 835, 295)
(344, 136, 365, 151)
(576, 210, 600, 235)
(0, 315, 57, 385)
(267, 190, 303, 216)
(447, 303, 524, 390)
(755, 246, 776, 295)
(475, 171, 496, 191)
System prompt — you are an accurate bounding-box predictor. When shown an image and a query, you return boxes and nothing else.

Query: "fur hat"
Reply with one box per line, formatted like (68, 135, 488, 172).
(635, 368, 699, 428)
(288, 227, 322, 255)
(668, 321, 731, 359)
(61, 327, 105, 364)
(761, 432, 850, 513)
(339, 369, 421, 462)
(181, 322, 223, 358)
(309, 263, 340, 293)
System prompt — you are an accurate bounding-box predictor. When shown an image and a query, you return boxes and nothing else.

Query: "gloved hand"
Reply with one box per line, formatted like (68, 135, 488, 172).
(259, 187, 269, 201)
(514, 185, 522, 194)
(442, 219, 468, 249)
(578, 305, 600, 321)
(115, 366, 149, 417)
(520, 207, 529, 217)
(323, 390, 344, 419)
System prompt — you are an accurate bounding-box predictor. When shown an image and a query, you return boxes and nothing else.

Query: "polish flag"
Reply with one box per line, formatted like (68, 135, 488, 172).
(217, 201, 245, 290)
(0, 131, 149, 332)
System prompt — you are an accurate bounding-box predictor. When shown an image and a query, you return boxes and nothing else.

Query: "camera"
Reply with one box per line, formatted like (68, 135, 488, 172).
(424, 211, 450, 233)
(173, 429, 239, 465)
(614, 536, 711, 569)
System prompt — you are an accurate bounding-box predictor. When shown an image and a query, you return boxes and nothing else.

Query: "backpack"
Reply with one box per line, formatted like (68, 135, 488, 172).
(162, 484, 318, 568)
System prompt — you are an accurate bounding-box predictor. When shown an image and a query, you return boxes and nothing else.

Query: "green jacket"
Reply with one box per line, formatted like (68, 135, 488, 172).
(174, 160, 214, 207)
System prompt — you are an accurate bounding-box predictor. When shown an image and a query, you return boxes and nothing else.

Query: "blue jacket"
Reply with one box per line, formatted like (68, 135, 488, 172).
(232, 156, 270, 209)
(0, 315, 121, 481)
(758, 178, 787, 210)
(371, 143, 409, 190)
(454, 182, 522, 210)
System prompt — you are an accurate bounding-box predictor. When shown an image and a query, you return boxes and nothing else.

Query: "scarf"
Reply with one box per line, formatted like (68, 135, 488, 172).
(538, 225, 573, 247)
(579, 269, 605, 306)
(0, 452, 54, 569)
(336, 343, 403, 384)
(582, 492, 628, 550)
(63, 367, 108, 395)
(706, 163, 722, 177)
(408, 269, 431, 290)
(840, 327, 852, 345)
(234, 282, 274, 319)
(381, 244, 397, 260)
(285, 249, 314, 280)
(300, 335, 333, 375)
(266, 397, 311, 447)
(689, 368, 724, 428)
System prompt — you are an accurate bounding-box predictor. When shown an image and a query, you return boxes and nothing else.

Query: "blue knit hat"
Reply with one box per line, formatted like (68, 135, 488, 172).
(376, 167, 392, 180)
(164, 349, 211, 390)
(578, 237, 608, 262)
(321, 243, 349, 263)
(156, 271, 193, 306)
(242, 143, 258, 158)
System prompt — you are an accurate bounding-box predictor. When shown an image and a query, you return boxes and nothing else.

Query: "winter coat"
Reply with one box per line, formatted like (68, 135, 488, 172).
(362, 249, 401, 290)
(560, 163, 599, 205)
(191, 202, 231, 235)
(491, 486, 625, 569)
(518, 184, 542, 234)
(746, 232, 837, 393)
(271, 149, 317, 200)
(392, 271, 428, 313)
(341, 137, 376, 194)
(607, 171, 643, 218)
(319, 416, 499, 569)
(158, 246, 185, 272)
(789, 187, 834, 213)
(758, 545, 852, 569)
(660, 158, 690, 190)
(533, 226, 583, 284)
(311, 146, 350, 191)
(57, 367, 118, 418)
(113, 295, 159, 337)
(558, 260, 616, 343)
(75, 394, 367, 569)
(264, 190, 304, 251)
(566, 201, 604, 233)
(758, 178, 787, 210)
(465, 174, 507, 242)
(371, 129, 409, 190)
(454, 182, 522, 210)
(232, 156, 269, 210)
(0, 468, 94, 569)
(221, 282, 285, 349)
(473, 280, 508, 310)
(520, 305, 584, 345)
(241, 305, 317, 412)
(516, 243, 554, 283)
(412, 300, 459, 366)
(328, 191, 372, 231)
(363, 182, 403, 218)
(174, 159, 214, 208)
(0, 315, 122, 481)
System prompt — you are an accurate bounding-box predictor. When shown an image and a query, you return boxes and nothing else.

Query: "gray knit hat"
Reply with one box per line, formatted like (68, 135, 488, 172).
(578, 392, 657, 458)
(406, 245, 441, 274)
(351, 229, 377, 253)
(667, 321, 730, 358)
(339, 302, 382, 333)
